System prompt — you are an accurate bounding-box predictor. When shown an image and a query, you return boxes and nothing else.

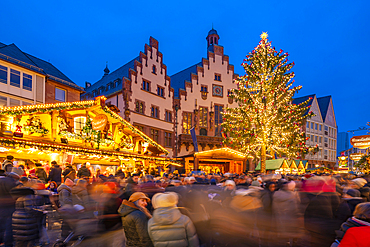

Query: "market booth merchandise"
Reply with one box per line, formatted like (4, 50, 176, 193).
(0, 96, 171, 174)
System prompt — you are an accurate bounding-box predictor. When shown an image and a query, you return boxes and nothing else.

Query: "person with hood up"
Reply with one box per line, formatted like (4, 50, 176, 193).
(77, 163, 91, 179)
(272, 181, 302, 246)
(148, 192, 199, 247)
(48, 161, 62, 186)
(35, 163, 47, 184)
(118, 192, 153, 247)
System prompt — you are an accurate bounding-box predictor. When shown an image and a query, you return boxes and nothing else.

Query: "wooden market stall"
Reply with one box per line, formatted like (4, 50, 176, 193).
(180, 147, 248, 174)
(0, 96, 171, 175)
(255, 159, 308, 174)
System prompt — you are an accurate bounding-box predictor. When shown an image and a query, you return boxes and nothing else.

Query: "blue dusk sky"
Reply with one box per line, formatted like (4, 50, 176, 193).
(1, 0, 369, 134)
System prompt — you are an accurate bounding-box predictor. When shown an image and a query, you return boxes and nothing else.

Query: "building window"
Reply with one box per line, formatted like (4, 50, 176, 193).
(315, 123, 318, 130)
(165, 110, 172, 122)
(135, 101, 144, 114)
(0, 65, 7, 84)
(165, 132, 172, 147)
(157, 86, 164, 97)
(0, 96, 7, 107)
(10, 69, 20, 87)
(9, 98, 20, 106)
(215, 104, 223, 136)
(315, 136, 318, 142)
(151, 129, 159, 142)
(135, 125, 144, 132)
(74, 116, 86, 134)
(311, 122, 314, 129)
(183, 112, 192, 134)
(200, 128, 207, 136)
(22, 101, 31, 106)
(319, 125, 322, 131)
(307, 121, 309, 129)
(151, 106, 159, 118)
(325, 125, 328, 131)
(310, 135, 313, 141)
(199, 107, 208, 128)
(324, 137, 328, 142)
(55, 88, 66, 102)
(319, 137, 322, 143)
(152, 65, 156, 74)
(214, 73, 221, 81)
(142, 80, 150, 92)
(201, 85, 208, 92)
(22, 73, 32, 91)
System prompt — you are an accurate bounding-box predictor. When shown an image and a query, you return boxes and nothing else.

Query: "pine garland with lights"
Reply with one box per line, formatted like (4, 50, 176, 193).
(222, 32, 316, 173)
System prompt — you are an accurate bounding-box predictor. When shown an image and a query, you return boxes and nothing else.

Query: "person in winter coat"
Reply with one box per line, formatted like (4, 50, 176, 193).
(331, 202, 370, 247)
(2, 155, 14, 173)
(58, 178, 73, 207)
(118, 192, 153, 247)
(0, 172, 18, 247)
(62, 163, 76, 181)
(35, 163, 47, 184)
(259, 181, 276, 247)
(336, 189, 364, 223)
(72, 179, 91, 210)
(77, 163, 91, 179)
(148, 192, 199, 247)
(10, 186, 44, 247)
(272, 181, 302, 246)
(48, 161, 62, 186)
(338, 226, 370, 247)
(57, 178, 74, 239)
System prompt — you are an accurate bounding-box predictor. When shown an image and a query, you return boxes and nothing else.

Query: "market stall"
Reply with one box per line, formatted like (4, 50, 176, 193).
(0, 96, 171, 175)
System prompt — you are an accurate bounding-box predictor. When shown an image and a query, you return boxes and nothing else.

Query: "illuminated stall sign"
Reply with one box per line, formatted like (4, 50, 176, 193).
(350, 135, 370, 149)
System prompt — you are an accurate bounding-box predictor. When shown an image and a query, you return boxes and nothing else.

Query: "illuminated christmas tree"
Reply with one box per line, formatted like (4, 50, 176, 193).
(222, 32, 315, 173)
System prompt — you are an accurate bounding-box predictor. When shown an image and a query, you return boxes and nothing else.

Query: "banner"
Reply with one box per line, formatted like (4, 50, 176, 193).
(190, 127, 199, 152)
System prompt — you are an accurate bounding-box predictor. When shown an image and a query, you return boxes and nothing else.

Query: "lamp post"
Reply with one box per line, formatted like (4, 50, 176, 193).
(174, 105, 179, 158)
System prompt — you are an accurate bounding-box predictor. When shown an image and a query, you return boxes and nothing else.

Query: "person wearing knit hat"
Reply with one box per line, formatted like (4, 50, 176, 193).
(118, 192, 152, 247)
(148, 192, 199, 247)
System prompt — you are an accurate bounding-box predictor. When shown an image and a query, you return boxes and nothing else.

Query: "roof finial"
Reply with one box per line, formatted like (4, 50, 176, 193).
(104, 61, 110, 76)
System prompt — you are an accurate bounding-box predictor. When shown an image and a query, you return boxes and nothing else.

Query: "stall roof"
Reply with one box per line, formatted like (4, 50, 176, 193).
(194, 147, 250, 160)
(255, 158, 288, 171)
(0, 96, 169, 155)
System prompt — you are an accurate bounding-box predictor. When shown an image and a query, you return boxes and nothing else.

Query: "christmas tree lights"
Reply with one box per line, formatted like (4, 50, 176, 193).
(222, 32, 317, 173)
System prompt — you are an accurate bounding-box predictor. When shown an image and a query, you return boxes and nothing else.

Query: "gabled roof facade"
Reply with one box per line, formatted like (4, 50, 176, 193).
(82, 57, 138, 99)
(0, 42, 83, 91)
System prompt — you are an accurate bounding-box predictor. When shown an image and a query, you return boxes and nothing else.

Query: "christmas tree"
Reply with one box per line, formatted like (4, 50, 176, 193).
(222, 32, 316, 173)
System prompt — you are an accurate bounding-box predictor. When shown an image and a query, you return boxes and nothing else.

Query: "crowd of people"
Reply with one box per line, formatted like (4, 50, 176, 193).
(1, 154, 370, 247)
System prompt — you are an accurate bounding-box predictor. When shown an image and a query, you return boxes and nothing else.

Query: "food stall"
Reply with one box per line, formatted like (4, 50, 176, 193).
(0, 96, 171, 175)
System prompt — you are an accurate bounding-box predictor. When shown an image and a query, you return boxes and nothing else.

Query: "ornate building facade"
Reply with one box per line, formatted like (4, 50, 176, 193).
(82, 29, 238, 159)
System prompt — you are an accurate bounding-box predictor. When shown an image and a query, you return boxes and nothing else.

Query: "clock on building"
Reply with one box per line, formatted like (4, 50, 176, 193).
(212, 85, 223, 97)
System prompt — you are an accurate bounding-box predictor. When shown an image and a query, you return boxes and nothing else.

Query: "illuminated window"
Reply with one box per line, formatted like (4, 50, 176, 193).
(135, 100, 144, 114)
(151, 129, 159, 142)
(74, 116, 86, 134)
(214, 104, 223, 136)
(199, 107, 208, 128)
(55, 88, 66, 102)
(183, 112, 192, 134)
